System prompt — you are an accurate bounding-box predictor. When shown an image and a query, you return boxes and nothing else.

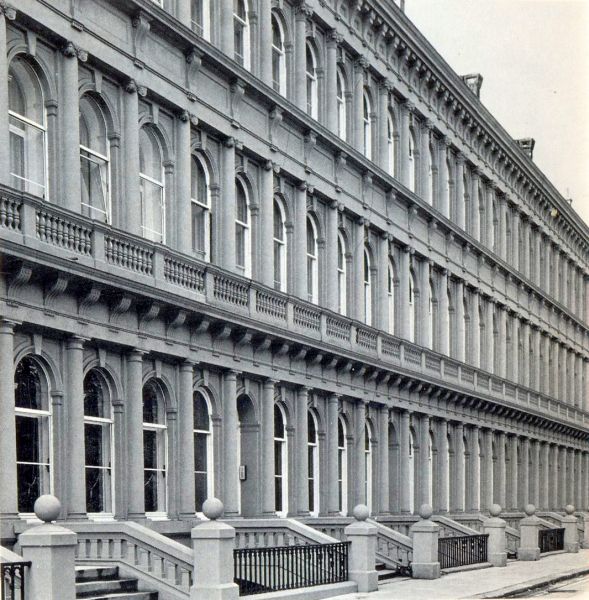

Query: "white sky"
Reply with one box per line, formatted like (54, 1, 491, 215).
(404, 0, 589, 229)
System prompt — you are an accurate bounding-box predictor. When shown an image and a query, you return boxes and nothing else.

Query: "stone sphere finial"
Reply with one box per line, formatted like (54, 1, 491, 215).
(419, 504, 433, 520)
(565, 504, 575, 515)
(524, 504, 536, 517)
(489, 504, 502, 518)
(202, 498, 224, 520)
(34, 495, 61, 523)
(352, 504, 370, 522)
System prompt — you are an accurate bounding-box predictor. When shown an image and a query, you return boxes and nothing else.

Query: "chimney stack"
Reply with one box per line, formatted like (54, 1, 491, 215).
(516, 138, 536, 160)
(461, 74, 483, 99)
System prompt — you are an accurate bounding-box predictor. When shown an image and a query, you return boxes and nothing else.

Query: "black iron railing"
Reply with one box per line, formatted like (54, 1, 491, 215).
(1, 561, 31, 600)
(234, 541, 350, 596)
(438, 534, 488, 570)
(539, 528, 564, 553)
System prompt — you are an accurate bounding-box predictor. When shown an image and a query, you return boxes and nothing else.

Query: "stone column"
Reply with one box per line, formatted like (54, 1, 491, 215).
(294, 5, 308, 111)
(378, 80, 390, 171)
(550, 444, 559, 510)
(355, 218, 366, 322)
(65, 337, 87, 519)
(378, 406, 390, 514)
(355, 401, 367, 507)
(483, 298, 495, 372)
(294, 182, 308, 300)
(220, 138, 236, 272)
(470, 289, 480, 367)
(496, 306, 507, 379)
(507, 435, 519, 511)
(296, 387, 309, 515)
(345, 506, 378, 591)
(261, 379, 276, 516)
(511, 313, 520, 385)
(575, 451, 583, 510)
(0, 320, 18, 519)
(582, 452, 589, 512)
(539, 442, 550, 510)
(353, 58, 366, 153)
(470, 169, 481, 240)
(327, 394, 340, 514)
(222, 370, 239, 517)
(467, 425, 481, 512)
(420, 121, 432, 202)
(438, 139, 450, 218)
(0, 5, 16, 185)
(399, 102, 413, 188)
(498, 194, 507, 261)
(176, 112, 192, 254)
(552, 340, 560, 401)
(398, 248, 411, 340)
(258, 0, 272, 86)
(558, 446, 568, 508)
(325, 30, 339, 134)
(566, 448, 575, 507)
(512, 208, 521, 272)
(378, 234, 390, 333)
(455, 280, 466, 362)
(259, 160, 274, 288)
(399, 410, 411, 513)
(481, 429, 494, 511)
(530, 440, 540, 508)
(455, 154, 465, 229)
(178, 362, 196, 518)
(123, 81, 141, 235)
(419, 260, 432, 348)
(453, 422, 465, 512)
(60, 43, 82, 211)
(531, 327, 541, 392)
(486, 186, 495, 251)
(521, 219, 530, 278)
(220, 0, 234, 58)
(438, 270, 450, 355)
(496, 432, 507, 509)
(326, 200, 339, 312)
(484, 505, 507, 567)
(436, 419, 449, 513)
(127, 350, 145, 519)
(519, 437, 530, 509)
(520, 321, 530, 388)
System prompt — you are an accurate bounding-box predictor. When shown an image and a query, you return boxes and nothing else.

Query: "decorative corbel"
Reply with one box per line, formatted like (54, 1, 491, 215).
(108, 293, 133, 324)
(229, 78, 246, 127)
(78, 283, 102, 316)
(131, 10, 152, 65)
(0, 2, 17, 20)
(185, 47, 204, 96)
(268, 105, 283, 150)
(303, 130, 317, 171)
(138, 300, 161, 326)
(7, 262, 33, 301)
(44, 272, 70, 309)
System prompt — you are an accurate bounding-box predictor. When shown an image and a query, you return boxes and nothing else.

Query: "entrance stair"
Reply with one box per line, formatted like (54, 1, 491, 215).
(76, 565, 158, 600)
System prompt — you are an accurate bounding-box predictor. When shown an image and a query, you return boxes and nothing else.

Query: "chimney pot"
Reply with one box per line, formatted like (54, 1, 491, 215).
(516, 138, 536, 160)
(461, 73, 483, 98)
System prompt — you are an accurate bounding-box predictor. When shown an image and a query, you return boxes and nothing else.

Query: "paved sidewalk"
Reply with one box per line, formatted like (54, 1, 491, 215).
(330, 550, 589, 600)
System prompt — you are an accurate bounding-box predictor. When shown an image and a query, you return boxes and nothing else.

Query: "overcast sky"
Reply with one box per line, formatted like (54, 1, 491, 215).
(404, 0, 589, 229)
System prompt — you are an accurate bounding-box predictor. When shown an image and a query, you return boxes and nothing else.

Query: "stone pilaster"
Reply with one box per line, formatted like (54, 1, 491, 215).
(220, 138, 236, 272)
(354, 218, 366, 322)
(398, 247, 411, 340)
(296, 387, 309, 515)
(481, 429, 494, 510)
(455, 280, 465, 362)
(470, 289, 480, 368)
(549, 444, 559, 510)
(355, 400, 367, 507)
(519, 437, 530, 509)
(438, 269, 450, 355)
(399, 410, 411, 513)
(259, 0, 272, 86)
(259, 161, 274, 288)
(507, 434, 518, 510)
(438, 139, 451, 218)
(399, 102, 412, 189)
(178, 361, 196, 517)
(419, 259, 432, 349)
(455, 154, 465, 229)
(127, 350, 145, 519)
(294, 182, 308, 300)
(327, 394, 340, 514)
(353, 58, 367, 154)
(220, 0, 234, 58)
(378, 405, 390, 514)
(452, 422, 465, 512)
(467, 425, 480, 512)
(124, 82, 141, 235)
(377, 234, 390, 333)
(261, 379, 276, 516)
(325, 30, 340, 134)
(470, 169, 481, 241)
(495, 432, 506, 509)
(0, 5, 16, 185)
(294, 4, 309, 111)
(539, 442, 550, 510)
(435, 419, 449, 513)
(222, 370, 239, 517)
(176, 112, 192, 254)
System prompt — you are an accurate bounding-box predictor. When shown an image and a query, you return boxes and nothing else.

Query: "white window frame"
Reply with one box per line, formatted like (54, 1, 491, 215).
(306, 44, 318, 119)
(387, 260, 395, 335)
(194, 390, 214, 516)
(338, 417, 348, 515)
(408, 270, 416, 343)
(428, 278, 434, 350)
(306, 217, 319, 304)
(387, 112, 395, 176)
(139, 129, 165, 244)
(233, 0, 251, 70)
(336, 69, 347, 141)
(337, 232, 347, 316)
(408, 129, 416, 193)
(271, 14, 287, 95)
(427, 143, 434, 205)
(363, 248, 372, 326)
(308, 411, 320, 517)
(191, 155, 211, 262)
(363, 90, 372, 160)
(235, 179, 251, 278)
(273, 198, 287, 291)
(191, 0, 211, 40)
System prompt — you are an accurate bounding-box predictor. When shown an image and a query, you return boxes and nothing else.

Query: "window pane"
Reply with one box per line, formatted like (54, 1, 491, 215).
(144, 470, 158, 512)
(139, 128, 162, 180)
(143, 383, 160, 423)
(15, 358, 42, 410)
(195, 472, 207, 512)
(9, 116, 46, 197)
(235, 224, 245, 267)
(80, 151, 108, 221)
(274, 440, 282, 476)
(192, 203, 206, 254)
(17, 463, 42, 513)
(274, 405, 284, 438)
(193, 393, 210, 430)
(86, 467, 105, 513)
(84, 371, 105, 418)
(16, 415, 40, 463)
(194, 432, 208, 472)
(140, 178, 164, 243)
(143, 430, 158, 469)
(84, 423, 104, 468)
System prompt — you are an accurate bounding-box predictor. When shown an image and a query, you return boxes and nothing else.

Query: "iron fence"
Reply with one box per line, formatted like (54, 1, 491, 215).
(438, 534, 488, 570)
(539, 528, 564, 553)
(234, 541, 349, 596)
(1, 562, 30, 600)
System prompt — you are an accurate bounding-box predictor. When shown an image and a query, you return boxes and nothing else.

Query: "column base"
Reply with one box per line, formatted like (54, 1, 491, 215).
(517, 547, 540, 561)
(65, 512, 88, 521)
(411, 562, 441, 579)
(349, 569, 378, 592)
(489, 552, 507, 567)
(565, 542, 579, 553)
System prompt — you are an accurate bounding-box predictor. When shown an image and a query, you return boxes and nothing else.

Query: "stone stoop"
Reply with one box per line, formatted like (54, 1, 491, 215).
(375, 562, 399, 582)
(75, 565, 158, 600)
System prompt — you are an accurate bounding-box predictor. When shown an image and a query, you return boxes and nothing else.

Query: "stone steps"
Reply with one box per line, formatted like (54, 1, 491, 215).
(75, 566, 158, 600)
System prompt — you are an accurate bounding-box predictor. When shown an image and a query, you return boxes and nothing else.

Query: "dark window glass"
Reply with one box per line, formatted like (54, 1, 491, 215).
(15, 357, 42, 410)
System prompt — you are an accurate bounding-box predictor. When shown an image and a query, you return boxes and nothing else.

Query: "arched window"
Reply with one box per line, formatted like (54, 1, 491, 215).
(84, 370, 113, 514)
(235, 179, 251, 277)
(337, 233, 347, 315)
(363, 90, 372, 160)
(139, 126, 165, 243)
(274, 404, 288, 515)
(271, 14, 286, 95)
(387, 259, 395, 334)
(408, 270, 416, 343)
(273, 198, 287, 291)
(387, 111, 395, 176)
(233, 0, 250, 70)
(408, 129, 416, 193)
(306, 44, 318, 119)
(364, 248, 372, 326)
(8, 56, 47, 198)
(308, 411, 319, 516)
(143, 379, 167, 514)
(336, 69, 347, 141)
(191, 156, 211, 261)
(191, 0, 210, 40)
(306, 217, 319, 303)
(337, 417, 347, 515)
(364, 422, 373, 513)
(15, 357, 51, 513)
(194, 391, 213, 513)
(79, 96, 110, 222)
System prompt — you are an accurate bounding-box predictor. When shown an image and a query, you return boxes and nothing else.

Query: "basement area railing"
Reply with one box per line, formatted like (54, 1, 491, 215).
(1, 561, 30, 600)
(539, 528, 564, 553)
(234, 541, 349, 595)
(438, 534, 488, 570)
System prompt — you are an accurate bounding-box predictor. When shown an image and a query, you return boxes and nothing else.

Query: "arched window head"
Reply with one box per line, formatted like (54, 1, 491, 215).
(408, 129, 416, 193)
(274, 404, 288, 515)
(273, 198, 287, 291)
(387, 111, 395, 176)
(337, 232, 347, 315)
(363, 248, 372, 326)
(408, 270, 416, 343)
(84, 370, 113, 513)
(233, 0, 250, 70)
(15, 356, 51, 513)
(235, 179, 251, 277)
(307, 411, 319, 515)
(191, 0, 210, 40)
(363, 90, 372, 160)
(79, 96, 110, 222)
(191, 156, 211, 262)
(306, 44, 318, 119)
(306, 217, 319, 303)
(193, 391, 213, 513)
(139, 127, 165, 243)
(336, 69, 347, 141)
(271, 14, 286, 95)
(337, 417, 347, 514)
(8, 56, 47, 198)
(387, 259, 395, 334)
